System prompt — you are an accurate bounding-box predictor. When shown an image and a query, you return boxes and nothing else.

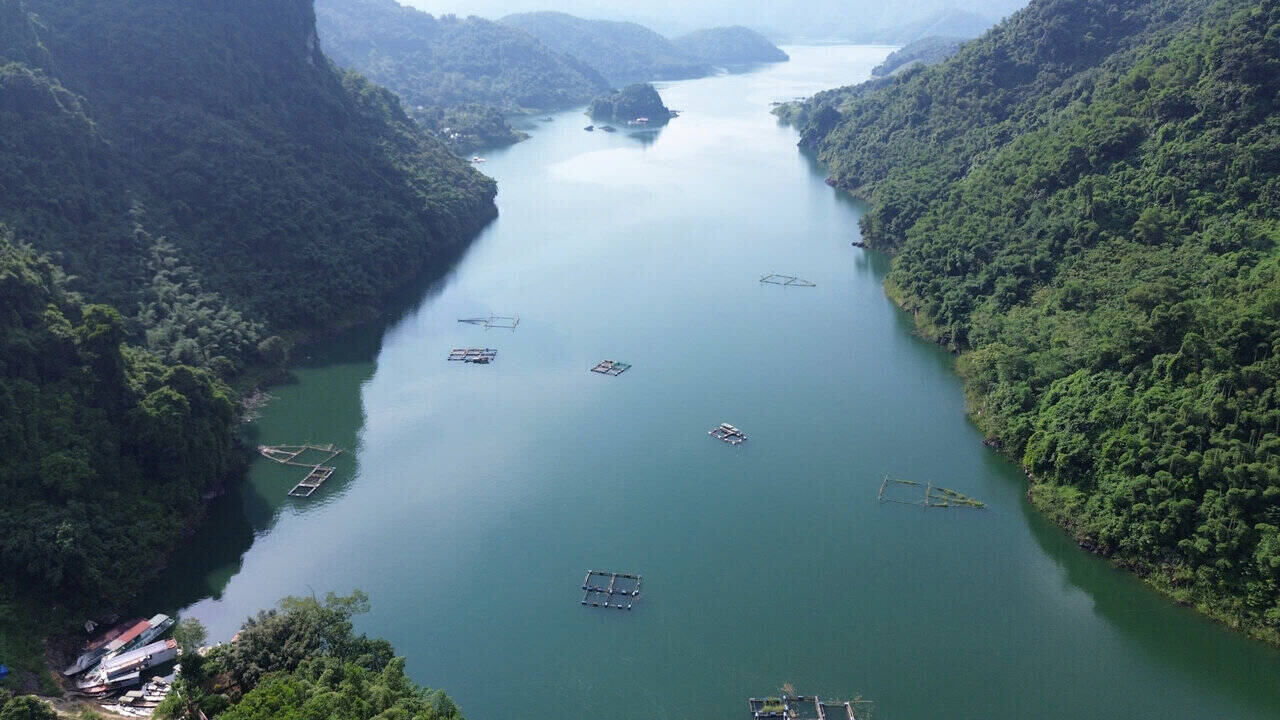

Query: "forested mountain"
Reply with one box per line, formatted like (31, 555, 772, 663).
(671, 26, 789, 65)
(795, 0, 1280, 640)
(0, 236, 236, 618)
(315, 0, 609, 112)
(0, 0, 496, 678)
(870, 36, 965, 77)
(500, 11, 711, 85)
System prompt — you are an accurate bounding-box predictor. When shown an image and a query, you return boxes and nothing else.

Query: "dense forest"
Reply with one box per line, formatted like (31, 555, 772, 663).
(587, 83, 672, 124)
(500, 11, 713, 85)
(0, 0, 496, 686)
(794, 0, 1280, 640)
(315, 0, 610, 113)
(671, 26, 789, 65)
(166, 592, 465, 720)
(870, 36, 965, 77)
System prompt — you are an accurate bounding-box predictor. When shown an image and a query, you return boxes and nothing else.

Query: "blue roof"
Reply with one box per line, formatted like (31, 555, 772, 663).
(0, 664, 9, 677)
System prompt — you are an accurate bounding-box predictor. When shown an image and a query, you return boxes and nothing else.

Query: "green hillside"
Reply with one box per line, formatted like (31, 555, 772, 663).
(500, 11, 711, 85)
(870, 36, 965, 76)
(0, 0, 497, 679)
(796, 0, 1280, 641)
(315, 0, 610, 112)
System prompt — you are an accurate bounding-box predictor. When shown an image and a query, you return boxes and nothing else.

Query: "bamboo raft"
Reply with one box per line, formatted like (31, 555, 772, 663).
(710, 423, 747, 445)
(258, 444, 342, 498)
(457, 314, 519, 330)
(591, 359, 631, 376)
(448, 348, 497, 364)
(760, 274, 816, 287)
(581, 570, 642, 610)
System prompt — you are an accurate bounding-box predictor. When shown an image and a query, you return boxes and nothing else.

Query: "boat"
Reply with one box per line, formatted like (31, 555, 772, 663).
(470, 156, 486, 163)
(101, 614, 173, 660)
(584, 125, 594, 131)
(600, 125, 617, 133)
(539, 116, 553, 122)
(77, 638, 179, 692)
(63, 618, 144, 675)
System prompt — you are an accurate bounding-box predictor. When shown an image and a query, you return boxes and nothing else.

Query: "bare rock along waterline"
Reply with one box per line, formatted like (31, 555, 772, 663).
(140, 46, 1280, 720)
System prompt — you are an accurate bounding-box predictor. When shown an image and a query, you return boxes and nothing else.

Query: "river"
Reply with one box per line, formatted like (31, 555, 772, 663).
(140, 46, 1280, 719)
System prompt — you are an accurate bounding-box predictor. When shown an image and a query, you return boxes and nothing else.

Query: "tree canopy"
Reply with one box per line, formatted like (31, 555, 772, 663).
(794, 0, 1280, 640)
(156, 593, 461, 720)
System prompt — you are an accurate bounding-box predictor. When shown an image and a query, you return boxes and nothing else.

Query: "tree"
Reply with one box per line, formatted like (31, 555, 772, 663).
(0, 696, 56, 720)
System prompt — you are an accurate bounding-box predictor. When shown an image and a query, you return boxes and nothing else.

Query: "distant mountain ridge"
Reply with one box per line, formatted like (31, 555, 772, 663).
(500, 11, 712, 85)
(672, 26, 789, 64)
(862, 8, 995, 42)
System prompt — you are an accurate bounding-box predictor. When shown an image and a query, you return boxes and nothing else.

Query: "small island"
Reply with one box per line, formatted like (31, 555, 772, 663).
(588, 83, 673, 126)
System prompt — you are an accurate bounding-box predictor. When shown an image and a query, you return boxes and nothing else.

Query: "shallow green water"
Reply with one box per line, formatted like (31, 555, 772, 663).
(144, 46, 1280, 719)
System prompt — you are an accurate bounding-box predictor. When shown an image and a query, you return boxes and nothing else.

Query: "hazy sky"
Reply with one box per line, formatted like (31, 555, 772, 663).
(402, 0, 1029, 38)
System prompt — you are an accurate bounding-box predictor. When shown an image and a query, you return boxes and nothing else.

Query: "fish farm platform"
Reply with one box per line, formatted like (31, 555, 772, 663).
(258, 444, 342, 498)
(581, 570, 642, 610)
(710, 423, 747, 445)
(749, 695, 859, 720)
(591, 360, 631, 376)
(448, 348, 497, 364)
(760, 273, 816, 287)
(289, 465, 334, 497)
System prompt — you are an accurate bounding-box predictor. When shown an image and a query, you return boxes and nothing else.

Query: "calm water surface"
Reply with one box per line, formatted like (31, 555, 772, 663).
(144, 46, 1280, 719)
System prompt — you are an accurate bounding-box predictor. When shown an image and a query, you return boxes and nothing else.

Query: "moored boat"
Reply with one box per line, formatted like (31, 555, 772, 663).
(102, 615, 173, 661)
(63, 618, 144, 675)
(77, 638, 179, 693)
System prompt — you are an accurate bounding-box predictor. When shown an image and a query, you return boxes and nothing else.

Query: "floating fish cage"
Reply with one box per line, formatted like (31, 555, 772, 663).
(448, 348, 497, 364)
(877, 475, 986, 509)
(457, 314, 519, 330)
(258, 444, 342, 498)
(710, 423, 747, 445)
(591, 359, 631, 376)
(760, 274, 816, 287)
(581, 570, 642, 610)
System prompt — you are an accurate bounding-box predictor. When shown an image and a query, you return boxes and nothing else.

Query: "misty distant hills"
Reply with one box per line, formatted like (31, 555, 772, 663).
(500, 11, 712, 85)
(316, 0, 609, 112)
(407, 0, 1025, 41)
(672, 26, 790, 64)
(862, 8, 995, 43)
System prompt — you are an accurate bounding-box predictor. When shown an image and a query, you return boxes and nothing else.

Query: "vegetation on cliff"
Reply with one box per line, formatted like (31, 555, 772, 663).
(795, 0, 1280, 639)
